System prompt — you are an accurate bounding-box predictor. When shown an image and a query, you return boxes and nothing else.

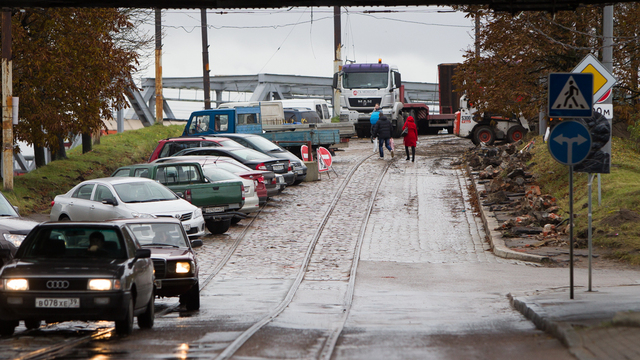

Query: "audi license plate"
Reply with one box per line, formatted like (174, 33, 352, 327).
(272, 165, 284, 171)
(205, 206, 225, 213)
(36, 298, 79, 308)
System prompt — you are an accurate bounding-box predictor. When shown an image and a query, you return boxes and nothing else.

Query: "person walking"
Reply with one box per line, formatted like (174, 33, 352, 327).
(369, 103, 381, 143)
(402, 116, 418, 162)
(372, 115, 394, 159)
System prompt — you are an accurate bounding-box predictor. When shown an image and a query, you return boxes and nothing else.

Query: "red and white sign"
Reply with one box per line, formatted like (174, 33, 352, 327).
(301, 145, 311, 161)
(317, 147, 332, 172)
(353, 90, 358, 96)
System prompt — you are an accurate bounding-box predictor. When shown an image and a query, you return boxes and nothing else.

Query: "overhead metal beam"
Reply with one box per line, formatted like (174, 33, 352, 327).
(3, 0, 630, 13)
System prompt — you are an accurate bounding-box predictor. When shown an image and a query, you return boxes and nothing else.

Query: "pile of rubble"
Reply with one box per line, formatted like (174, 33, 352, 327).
(457, 140, 568, 247)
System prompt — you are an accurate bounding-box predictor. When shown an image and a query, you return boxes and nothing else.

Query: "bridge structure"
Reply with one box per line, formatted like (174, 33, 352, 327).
(126, 73, 439, 122)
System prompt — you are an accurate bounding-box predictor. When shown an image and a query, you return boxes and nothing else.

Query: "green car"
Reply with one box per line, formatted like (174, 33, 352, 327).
(112, 162, 245, 234)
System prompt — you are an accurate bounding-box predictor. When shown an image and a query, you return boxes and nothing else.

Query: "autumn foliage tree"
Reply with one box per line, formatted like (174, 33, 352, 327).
(5, 8, 139, 165)
(454, 5, 640, 133)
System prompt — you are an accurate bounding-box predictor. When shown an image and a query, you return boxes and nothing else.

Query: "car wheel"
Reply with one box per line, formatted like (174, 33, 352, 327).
(473, 125, 496, 145)
(137, 289, 155, 329)
(206, 219, 231, 235)
(115, 299, 134, 336)
(507, 125, 527, 143)
(0, 320, 17, 337)
(179, 281, 200, 311)
(58, 215, 70, 221)
(24, 319, 41, 330)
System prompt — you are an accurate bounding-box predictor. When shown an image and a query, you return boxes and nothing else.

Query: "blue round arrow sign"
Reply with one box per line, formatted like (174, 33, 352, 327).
(548, 120, 592, 166)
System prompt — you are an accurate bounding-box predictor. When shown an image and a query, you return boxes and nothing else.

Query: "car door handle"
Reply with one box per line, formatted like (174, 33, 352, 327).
(212, 187, 219, 191)
(90, 205, 95, 210)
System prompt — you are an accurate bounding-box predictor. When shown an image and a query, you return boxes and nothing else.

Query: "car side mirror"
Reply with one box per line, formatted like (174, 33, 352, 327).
(332, 73, 339, 89)
(175, 192, 184, 199)
(12, 205, 20, 215)
(102, 198, 118, 206)
(135, 248, 151, 260)
(190, 239, 203, 248)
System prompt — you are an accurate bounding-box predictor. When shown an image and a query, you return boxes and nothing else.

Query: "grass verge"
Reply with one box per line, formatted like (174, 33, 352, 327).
(2, 123, 183, 215)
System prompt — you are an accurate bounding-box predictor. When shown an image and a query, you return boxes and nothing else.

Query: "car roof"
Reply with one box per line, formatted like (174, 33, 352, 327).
(81, 177, 159, 185)
(162, 136, 233, 142)
(37, 221, 124, 229)
(210, 133, 258, 139)
(108, 217, 183, 226)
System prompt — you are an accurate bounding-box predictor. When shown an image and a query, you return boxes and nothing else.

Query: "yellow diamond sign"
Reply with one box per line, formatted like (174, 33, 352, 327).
(572, 54, 616, 103)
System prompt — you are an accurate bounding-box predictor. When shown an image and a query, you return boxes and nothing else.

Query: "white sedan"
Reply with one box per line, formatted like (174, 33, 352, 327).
(50, 177, 205, 238)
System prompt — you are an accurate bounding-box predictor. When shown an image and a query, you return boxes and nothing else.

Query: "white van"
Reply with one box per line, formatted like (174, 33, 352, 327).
(276, 99, 332, 123)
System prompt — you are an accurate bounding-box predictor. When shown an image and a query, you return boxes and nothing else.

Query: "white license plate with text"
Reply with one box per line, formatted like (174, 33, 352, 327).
(205, 207, 225, 213)
(36, 298, 79, 308)
(272, 165, 284, 171)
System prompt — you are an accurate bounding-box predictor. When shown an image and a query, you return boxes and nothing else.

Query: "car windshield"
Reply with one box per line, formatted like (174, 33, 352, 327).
(113, 181, 177, 203)
(217, 139, 244, 148)
(0, 195, 19, 217)
(228, 148, 273, 161)
(207, 162, 248, 174)
(342, 71, 388, 89)
(201, 166, 242, 181)
(128, 223, 188, 248)
(244, 136, 284, 153)
(17, 227, 126, 260)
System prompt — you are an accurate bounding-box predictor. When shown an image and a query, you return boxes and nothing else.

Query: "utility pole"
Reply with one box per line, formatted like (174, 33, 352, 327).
(201, 8, 211, 109)
(475, 13, 480, 57)
(155, 8, 163, 124)
(332, 6, 342, 119)
(2, 10, 13, 191)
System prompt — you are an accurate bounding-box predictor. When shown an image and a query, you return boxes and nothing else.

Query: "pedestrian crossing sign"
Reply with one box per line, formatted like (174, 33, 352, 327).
(548, 73, 593, 118)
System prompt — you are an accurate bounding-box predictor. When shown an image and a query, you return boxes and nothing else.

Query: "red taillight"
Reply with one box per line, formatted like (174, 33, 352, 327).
(241, 185, 245, 200)
(256, 163, 267, 171)
(287, 161, 292, 171)
(185, 189, 192, 203)
(257, 175, 264, 184)
(51, 201, 55, 207)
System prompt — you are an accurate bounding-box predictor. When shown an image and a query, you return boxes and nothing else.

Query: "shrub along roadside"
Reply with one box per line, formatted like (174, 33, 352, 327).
(528, 135, 640, 264)
(1, 123, 183, 215)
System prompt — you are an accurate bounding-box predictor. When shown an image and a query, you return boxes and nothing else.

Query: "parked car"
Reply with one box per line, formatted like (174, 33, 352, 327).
(124, 218, 201, 310)
(155, 156, 282, 201)
(0, 193, 40, 266)
(172, 147, 296, 186)
(147, 136, 244, 163)
(284, 107, 322, 124)
(111, 162, 245, 234)
(208, 133, 307, 185)
(0, 220, 155, 336)
(50, 177, 205, 238)
(150, 157, 260, 217)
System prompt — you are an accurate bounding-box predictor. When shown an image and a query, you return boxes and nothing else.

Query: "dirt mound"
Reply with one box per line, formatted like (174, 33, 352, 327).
(600, 209, 640, 227)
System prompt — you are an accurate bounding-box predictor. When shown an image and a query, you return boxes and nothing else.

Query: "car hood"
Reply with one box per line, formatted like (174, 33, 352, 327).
(1, 259, 123, 277)
(147, 247, 193, 260)
(0, 217, 41, 233)
(123, 199, 195, 215)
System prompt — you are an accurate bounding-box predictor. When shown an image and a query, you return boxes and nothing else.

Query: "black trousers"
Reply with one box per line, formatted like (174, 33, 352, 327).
(405, 146, 415, 161)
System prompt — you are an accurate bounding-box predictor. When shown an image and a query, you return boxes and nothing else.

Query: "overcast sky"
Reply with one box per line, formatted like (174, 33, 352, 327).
(136, 6, 475, 118)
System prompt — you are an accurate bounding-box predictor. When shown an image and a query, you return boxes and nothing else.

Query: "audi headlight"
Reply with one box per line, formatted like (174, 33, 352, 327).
(193, 208, 203, 219)
(88, 279, 117, 291)
(175, 262, 191, 274)
(3, 233, 26, 247)
(6, 279, 28, 291)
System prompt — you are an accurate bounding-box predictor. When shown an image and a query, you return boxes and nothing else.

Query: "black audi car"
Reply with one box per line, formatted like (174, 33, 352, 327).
(172, 146, 296, 186)
(0, 221, 155, 336)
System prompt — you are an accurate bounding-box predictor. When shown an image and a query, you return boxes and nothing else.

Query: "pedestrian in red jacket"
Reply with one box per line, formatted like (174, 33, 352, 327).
(402, 116, 418, 162)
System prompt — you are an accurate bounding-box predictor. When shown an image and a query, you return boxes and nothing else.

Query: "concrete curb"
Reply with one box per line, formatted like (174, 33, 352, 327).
(508, 293, 596, 360)
(465, 164, 550, 263)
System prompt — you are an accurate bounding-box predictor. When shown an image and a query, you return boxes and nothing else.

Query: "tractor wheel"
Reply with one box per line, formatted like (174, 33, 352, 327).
(506, 125, 527, 143)
(473, 125, 496, 145)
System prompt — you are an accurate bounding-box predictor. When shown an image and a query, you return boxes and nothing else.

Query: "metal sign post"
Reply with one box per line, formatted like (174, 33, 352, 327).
(588, 173, 596, 292)
(548, 121, 592, 300)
